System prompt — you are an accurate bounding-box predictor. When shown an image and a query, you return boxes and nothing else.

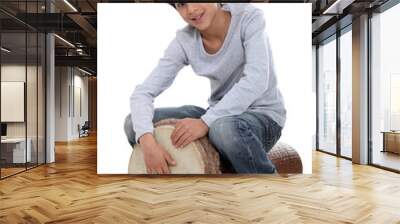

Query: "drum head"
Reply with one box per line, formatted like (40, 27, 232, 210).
(128, 125, 206, 174)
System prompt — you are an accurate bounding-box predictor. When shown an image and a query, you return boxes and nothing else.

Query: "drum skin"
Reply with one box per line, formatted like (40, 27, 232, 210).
(128, 119, 221, 174)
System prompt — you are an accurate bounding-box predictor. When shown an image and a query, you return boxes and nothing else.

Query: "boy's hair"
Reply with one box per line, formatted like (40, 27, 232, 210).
(168, 3, 224, 9)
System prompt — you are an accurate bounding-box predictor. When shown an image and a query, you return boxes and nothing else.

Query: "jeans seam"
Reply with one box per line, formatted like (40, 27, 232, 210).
(235, 120, 258, 172)
(264, 116, 282, 151)
(246, 112, 275, 148)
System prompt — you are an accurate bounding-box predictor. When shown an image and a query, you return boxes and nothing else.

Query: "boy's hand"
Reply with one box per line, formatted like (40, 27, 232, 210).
(171, 118, 209, 149)
(140, 134, 176, 174)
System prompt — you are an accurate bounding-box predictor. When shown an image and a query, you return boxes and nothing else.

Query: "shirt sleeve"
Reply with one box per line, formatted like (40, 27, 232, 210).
(201, 10, 274, 127)
(130, 36, 188, 143)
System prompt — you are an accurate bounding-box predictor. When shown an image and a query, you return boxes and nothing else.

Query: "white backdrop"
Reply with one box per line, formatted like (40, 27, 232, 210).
(98, 3, 313, 174)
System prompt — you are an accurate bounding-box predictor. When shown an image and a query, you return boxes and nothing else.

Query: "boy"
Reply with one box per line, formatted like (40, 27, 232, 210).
(124, 3, 286, 174)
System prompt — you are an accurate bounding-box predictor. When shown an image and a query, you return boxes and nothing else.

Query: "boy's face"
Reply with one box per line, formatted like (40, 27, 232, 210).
(175, 3, 219, 31)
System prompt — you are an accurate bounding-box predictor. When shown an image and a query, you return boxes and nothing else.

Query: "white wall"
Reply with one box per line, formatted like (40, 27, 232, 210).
(1, 65, 40, 138)
(73, 72, 89, 137)
(55, 67, 89, 141)
(55, 66, 69, 141)
(1, 66, 26, 128)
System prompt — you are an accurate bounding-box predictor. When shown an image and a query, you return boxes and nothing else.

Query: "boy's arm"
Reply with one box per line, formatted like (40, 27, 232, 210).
(201, 10, 273, 127)
(130, 36, 188, 143)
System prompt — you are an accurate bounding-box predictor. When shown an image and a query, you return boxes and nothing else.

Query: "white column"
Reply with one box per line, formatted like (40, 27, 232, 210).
(46, 1, 55, 163)
(352, 14, 369, 164)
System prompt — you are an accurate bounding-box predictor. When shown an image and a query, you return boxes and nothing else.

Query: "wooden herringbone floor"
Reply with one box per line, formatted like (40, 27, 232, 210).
(1, 134, 400, 223)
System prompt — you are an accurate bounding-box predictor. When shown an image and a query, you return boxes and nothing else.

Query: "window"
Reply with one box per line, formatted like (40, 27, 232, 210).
(0, 1, 47, 179)
(318, 36, 337, 154)
(340, 28, 352, 158)
(370, 2, 400, 171)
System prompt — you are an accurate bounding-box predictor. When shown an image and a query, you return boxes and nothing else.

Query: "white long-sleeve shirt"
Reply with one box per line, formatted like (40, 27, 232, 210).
(130, 3, 286, 143)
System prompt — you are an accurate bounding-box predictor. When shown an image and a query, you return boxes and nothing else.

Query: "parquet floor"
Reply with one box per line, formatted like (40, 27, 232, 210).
(1, 167, 25, 178)
(1, 134, 400, 223)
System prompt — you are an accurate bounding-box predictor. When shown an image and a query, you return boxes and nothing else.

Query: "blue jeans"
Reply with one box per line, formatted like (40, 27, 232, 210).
(124, 105, 282, 174)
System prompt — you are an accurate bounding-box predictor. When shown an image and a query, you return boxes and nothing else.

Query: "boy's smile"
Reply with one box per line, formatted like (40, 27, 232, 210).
(189, 11, 204, 24)
(175, 3, 218, 32)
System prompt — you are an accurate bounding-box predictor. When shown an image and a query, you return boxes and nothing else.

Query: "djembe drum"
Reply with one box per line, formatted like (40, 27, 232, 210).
(128, 119, 303, 174)
(128, 119, 221, 174)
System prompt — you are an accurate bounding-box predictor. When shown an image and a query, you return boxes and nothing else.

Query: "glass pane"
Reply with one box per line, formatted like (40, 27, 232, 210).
(0, 1, 46, 178)
(24, 0, 39, 170)
(318, 37, 337, 154)
(371, 4, 400, 171)
(38, 32, 45, 165)
(340, 29, 352, 158)
(27, 31, 38, 169)
(1, 31, 27, 177)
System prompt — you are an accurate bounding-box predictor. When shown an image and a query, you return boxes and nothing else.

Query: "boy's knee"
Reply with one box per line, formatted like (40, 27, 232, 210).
(181, 105, 206, 112)
(209, 117, 240, 152)
(124, 114, 134, 136)
(124, 114, 137, 146)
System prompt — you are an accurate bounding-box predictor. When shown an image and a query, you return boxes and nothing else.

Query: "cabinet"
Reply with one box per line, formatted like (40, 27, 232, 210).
(382, 131, 400, 154)
(0, 138, 32, 164)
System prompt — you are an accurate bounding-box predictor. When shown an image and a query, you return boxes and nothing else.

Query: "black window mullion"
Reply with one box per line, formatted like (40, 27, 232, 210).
(36, 0, 39, 168)
(367, 10, 373, 165)
(0, 23, 2, 179)
(336, 29, 341, 157)
(316, 45, 320, 151)
(25, 0, 28, 171)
